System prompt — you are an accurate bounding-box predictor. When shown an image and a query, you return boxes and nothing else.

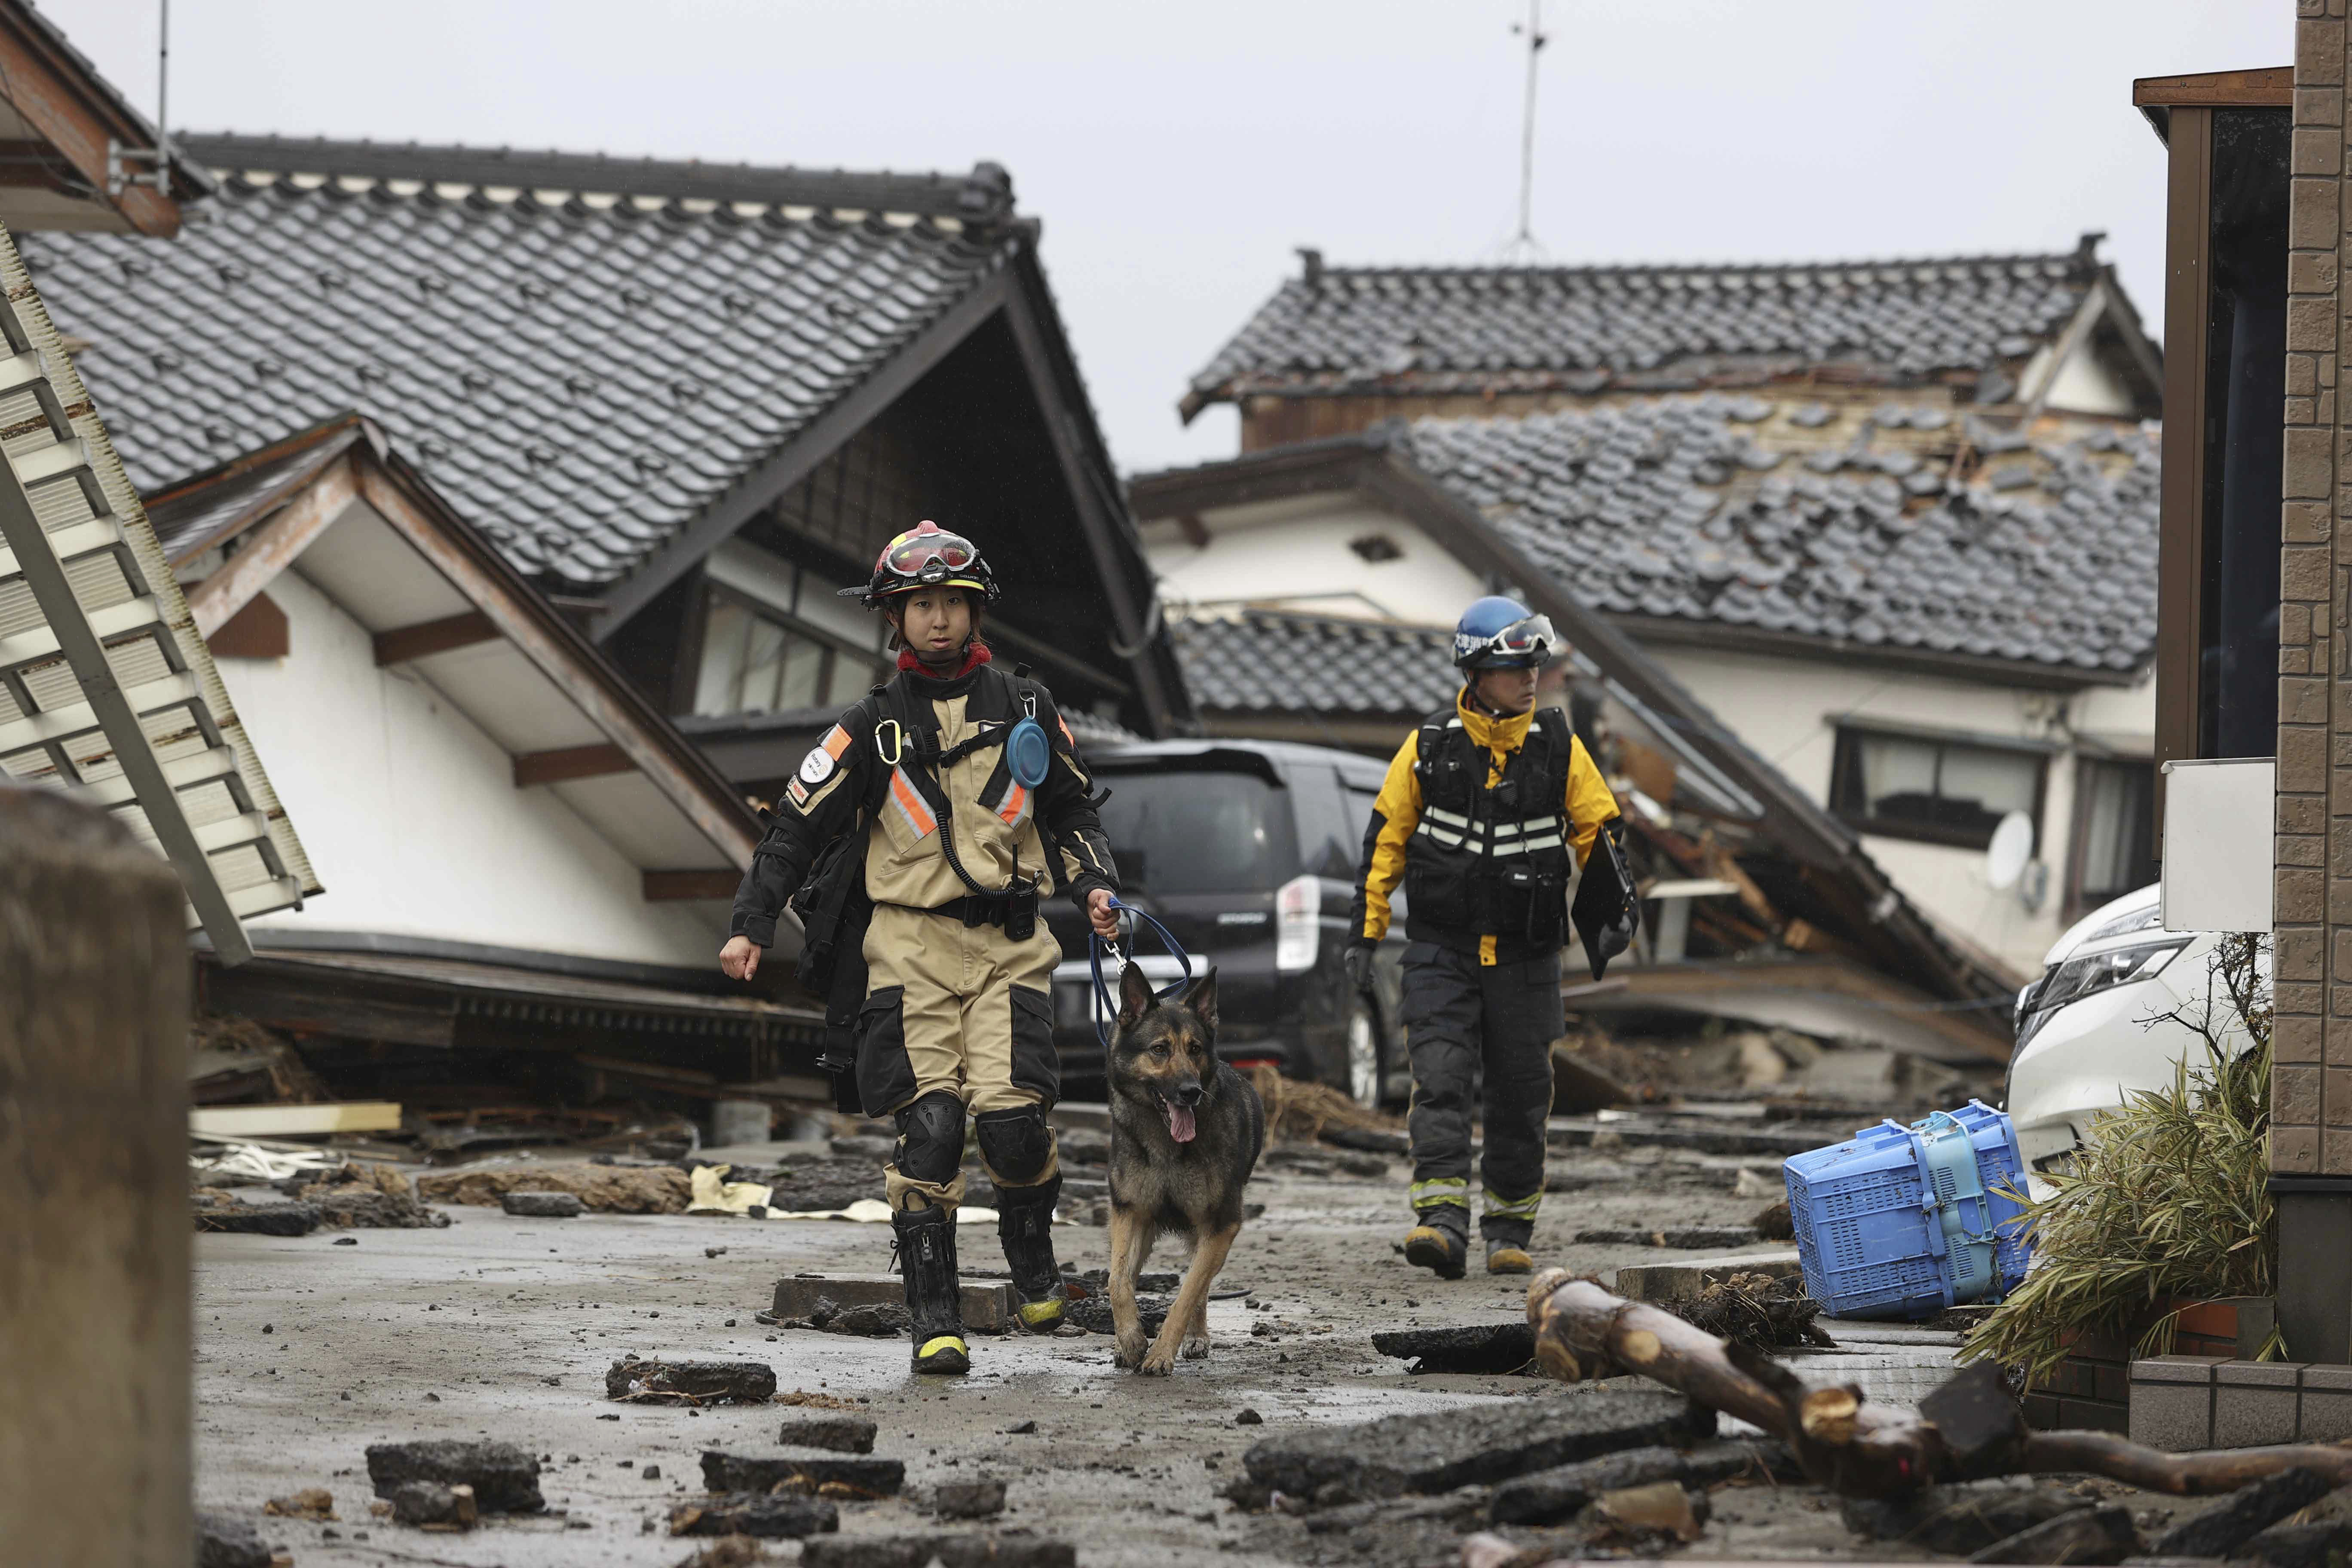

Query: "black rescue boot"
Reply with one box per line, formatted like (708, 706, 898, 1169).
(892, 1206, 970, 1375)
(997, 1175, 1067, 1332)
(1403, 1206, 1470, 1280)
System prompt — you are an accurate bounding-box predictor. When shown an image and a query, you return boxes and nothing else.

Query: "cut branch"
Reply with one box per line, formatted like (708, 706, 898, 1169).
(1525, 1271, 2352, 1500)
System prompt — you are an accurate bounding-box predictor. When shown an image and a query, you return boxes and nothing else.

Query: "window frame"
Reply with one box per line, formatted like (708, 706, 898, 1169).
(692, 580, 890, 720)
(2066, 752, 2161, 919)
(1827, 723, 2049, 852)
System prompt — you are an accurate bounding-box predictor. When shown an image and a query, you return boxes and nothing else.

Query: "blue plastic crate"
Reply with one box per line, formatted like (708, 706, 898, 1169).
(1782, 1099, 2032, 1320)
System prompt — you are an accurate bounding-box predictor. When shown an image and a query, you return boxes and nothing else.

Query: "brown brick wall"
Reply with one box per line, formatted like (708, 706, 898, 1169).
(2282, 0, 2349, 1176)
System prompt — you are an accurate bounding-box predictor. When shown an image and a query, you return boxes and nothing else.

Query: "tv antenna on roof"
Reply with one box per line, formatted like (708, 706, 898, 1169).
(1498, 0, 1549, 263)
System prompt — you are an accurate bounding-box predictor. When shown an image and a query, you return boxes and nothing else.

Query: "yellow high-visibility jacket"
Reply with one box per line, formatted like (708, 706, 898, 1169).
(1352, 692, 1620, 966)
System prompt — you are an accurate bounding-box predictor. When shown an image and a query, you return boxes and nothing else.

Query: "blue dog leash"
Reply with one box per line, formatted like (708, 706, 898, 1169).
(1089, 895, 1194, 1049)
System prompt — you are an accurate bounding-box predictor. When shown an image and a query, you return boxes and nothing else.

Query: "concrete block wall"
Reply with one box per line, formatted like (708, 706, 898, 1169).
(2129, 1357, 2352, 1449)
(2277, 0, 2352, 1181)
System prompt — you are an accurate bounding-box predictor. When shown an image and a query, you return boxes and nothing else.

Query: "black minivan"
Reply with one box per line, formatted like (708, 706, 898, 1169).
(1038, 738, 1407, 1105)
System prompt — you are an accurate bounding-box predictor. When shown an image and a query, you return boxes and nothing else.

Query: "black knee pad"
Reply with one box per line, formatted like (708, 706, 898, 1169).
(894, 1091, 966, 1187)
(974, 1104, 1054, 1186)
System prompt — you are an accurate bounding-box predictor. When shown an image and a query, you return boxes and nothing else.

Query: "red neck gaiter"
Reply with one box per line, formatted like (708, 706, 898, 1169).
(898, 641, 992, 678)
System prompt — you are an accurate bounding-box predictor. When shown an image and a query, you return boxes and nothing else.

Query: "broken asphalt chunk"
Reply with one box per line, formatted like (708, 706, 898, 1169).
(501, 1191, 585, 1218)
(669, 1491, 840, 1539)
(932, 1478, 1008, 1519)
(606, 1358, 778, 1405)
(388, 1481, 478, 1531)
(364, 1439, 545, 1513)
(1584, 1479, 1709, 1545)
(1842, 1479, 2090, 1555)
(193, 1199, 321, 1236)
(800, 1532, 1076, 1568)
(1490, 1439, 1785, 1526)
(2154, 1469, 2336, 1558)
(776, 1413, 879, 1453)
(1370, 1322, 1535, 1375)
(1242, 1388, 1713, 1499)
(194, 1512, 274, 1568)
(700, 1448, 906, 1498)
(1968, 1504, 2139, 1565)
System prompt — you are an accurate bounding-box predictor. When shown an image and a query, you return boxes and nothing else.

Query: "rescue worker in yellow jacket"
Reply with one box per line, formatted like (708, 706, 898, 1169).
(1344, 596, 1625, 1280)
(720, 521, 1121, 1374)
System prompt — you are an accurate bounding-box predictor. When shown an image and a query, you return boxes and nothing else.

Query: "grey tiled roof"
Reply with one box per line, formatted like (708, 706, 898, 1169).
(19, 138, 1021, 587)
(1171, 609, 1458, 716)
(1185, 243, 2103, 413)
(1400, 395, 2159, 674)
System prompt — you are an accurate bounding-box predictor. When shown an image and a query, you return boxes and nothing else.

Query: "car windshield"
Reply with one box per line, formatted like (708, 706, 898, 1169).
(1096, 769, 1299, 895)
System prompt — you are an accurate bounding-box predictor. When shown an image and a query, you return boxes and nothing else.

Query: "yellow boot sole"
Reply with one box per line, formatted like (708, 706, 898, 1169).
(1486, 1245, 1534, 1275)
(1403, 1226, 1467, 1280)
(913, 1334, 970, 1375)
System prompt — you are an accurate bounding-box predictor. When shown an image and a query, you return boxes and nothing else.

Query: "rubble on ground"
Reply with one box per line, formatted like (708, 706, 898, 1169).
(283, 1162, 449, 1228)
(775, 1414, 879, 1453)
(501, 1189, 585, 1217)
(606, 1356, 778, 1405)
(670, 1493, 841, 1538)
(931, 1477, 1009, 1519)
(1371, 1322, 1536, 1375)
(364, 1439, 544, 1513)
(1231, 1390, 1714, 1505)
(194, 1511, 275, 1568)
(1660, 1270, 1828, 1351)
(700, 1447, 907, 1498)
(386, 1479, 478, 1530)
(2153, 1468, 2337, 1557)
(415, 1161, 692, 1212)
(1490, 1439, 1791, 1525)
(799, 1533, 1075, 1568)
(260, 1486, 335, 1519)
(192, 1191, 321, 1234)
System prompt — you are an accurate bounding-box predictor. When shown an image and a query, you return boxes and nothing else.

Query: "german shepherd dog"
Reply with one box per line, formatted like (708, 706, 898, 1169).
(1106, 963, 1265, 1375)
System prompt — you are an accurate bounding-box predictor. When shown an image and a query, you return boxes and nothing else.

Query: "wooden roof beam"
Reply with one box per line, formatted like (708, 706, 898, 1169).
(373, 609, 498, 666)
(0, 8, 183, 236)
(513, 743, 632, 788)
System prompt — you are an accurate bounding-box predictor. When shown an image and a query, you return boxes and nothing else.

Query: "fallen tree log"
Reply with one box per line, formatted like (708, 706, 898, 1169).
(1525, 1270, 2352, 1500)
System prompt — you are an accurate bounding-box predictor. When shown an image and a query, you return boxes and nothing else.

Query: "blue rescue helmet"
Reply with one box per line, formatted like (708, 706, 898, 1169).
(1453, 595, 1559, 671)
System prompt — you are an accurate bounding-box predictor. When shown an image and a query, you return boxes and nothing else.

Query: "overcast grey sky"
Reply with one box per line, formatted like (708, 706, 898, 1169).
(53, 0, 2288, 475)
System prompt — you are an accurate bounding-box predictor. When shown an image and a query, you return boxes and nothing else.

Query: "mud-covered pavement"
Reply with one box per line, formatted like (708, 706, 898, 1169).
(190, 1131, 2195, 1566)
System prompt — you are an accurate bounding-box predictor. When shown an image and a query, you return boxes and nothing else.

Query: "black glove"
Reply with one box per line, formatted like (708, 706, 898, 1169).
(1343, 942, 1378, 995)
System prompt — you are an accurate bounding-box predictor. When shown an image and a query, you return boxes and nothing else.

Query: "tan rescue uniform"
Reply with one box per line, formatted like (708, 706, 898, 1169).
(847, 686, 1105, 1212)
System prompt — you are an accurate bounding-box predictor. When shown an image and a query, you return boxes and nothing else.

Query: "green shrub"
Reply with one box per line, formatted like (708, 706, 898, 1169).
(1962, 933, 2274, 1380)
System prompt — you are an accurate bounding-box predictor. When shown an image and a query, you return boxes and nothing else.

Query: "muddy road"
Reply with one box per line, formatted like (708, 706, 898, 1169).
(190, 1133, 2170, 1566)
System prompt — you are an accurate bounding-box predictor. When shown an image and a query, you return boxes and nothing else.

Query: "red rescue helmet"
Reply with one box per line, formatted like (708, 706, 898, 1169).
(841, 520, 1001, 608)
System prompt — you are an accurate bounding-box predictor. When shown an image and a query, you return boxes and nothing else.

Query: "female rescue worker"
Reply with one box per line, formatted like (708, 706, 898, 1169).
(719, 521, 1121, 1374)
(1343, 596, 1628, 1281)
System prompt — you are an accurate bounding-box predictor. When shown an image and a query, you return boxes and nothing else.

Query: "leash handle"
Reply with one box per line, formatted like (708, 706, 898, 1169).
(1088, 894, 1194, 1050)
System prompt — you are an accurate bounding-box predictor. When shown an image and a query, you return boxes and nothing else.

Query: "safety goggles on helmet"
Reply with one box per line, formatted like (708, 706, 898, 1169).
(840, 520, 1001, 607)
(1456, 612, 1557, 669)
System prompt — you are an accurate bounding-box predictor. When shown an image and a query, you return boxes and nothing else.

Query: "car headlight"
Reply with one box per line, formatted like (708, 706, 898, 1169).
(2015, 938, 2191, 1047)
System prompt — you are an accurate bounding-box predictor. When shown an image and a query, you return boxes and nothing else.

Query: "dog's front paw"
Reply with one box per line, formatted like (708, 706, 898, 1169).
(1114, 1328, 1148, 1369)
(1138, 1344, 1176, 1376)
(1180, 1332, 1210, 1361)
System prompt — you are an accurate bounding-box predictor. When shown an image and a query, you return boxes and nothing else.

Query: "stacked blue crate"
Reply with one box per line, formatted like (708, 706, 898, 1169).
(1782, 1099, 2032, 1320)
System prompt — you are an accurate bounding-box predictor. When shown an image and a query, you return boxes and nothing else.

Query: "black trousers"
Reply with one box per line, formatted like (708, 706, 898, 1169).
(1400, 942, 1563, 1245)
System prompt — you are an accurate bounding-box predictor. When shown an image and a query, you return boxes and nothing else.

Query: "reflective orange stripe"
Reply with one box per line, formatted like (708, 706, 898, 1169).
(997, 781, 1030, 827)
(822, 724, 852, 759)
(889, 767, 937, 837)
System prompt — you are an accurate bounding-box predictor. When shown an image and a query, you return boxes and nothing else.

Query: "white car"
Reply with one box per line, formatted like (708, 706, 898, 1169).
(2005, 884, 2260, 1182)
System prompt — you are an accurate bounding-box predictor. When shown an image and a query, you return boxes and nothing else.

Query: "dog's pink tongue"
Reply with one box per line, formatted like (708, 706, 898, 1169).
(1166, 1102, 1197, 1143)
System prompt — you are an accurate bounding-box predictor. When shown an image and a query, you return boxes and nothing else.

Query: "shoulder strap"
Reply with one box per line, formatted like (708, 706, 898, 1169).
(1413, 707, 1453, 780)
(1530, 707, 1573, 813)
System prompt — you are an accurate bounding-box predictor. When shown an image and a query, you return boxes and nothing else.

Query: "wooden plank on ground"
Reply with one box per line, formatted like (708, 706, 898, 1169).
(189, 1101, 403, 1137)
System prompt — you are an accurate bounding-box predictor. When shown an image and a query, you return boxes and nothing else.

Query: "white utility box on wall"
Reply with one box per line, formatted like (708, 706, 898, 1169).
(2160, 757, 2277, 934)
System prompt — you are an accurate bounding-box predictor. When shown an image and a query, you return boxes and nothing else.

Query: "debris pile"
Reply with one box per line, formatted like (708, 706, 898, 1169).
(1662, 1269, 1829, 1352)
(416, 1161, 692, 1213)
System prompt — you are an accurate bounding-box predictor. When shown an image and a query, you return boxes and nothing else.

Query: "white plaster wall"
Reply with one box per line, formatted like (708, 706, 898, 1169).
(1145, 499, 1485, 625)
(1649, 644, 2155, 973)
(222, 568, 727, 968)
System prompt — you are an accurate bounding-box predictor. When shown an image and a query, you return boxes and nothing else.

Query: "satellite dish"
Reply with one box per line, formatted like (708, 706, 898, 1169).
(1985, 811, 2035, 891)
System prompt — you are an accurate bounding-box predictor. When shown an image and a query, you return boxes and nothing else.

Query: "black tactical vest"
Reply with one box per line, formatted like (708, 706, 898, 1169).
(1403, 705, 1575, 951)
